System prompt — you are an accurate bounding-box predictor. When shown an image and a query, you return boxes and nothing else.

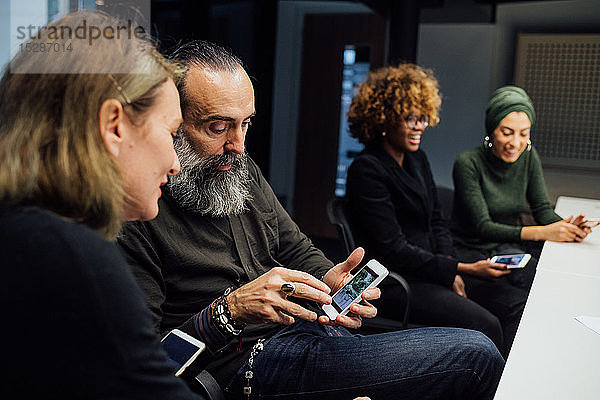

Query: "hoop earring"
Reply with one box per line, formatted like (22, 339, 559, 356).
(527, 139, 532, 151)
(483, 135, 493, 148)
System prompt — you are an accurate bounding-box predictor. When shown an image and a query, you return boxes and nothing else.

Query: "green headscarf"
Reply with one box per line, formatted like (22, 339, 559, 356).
(485, 86, 535, 134)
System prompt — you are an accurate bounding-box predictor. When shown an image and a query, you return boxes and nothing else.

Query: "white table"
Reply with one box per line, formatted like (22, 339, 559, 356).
(540, 196, 600, 278)
(554, 196, 600, 221)
(494, 196, 600, 400)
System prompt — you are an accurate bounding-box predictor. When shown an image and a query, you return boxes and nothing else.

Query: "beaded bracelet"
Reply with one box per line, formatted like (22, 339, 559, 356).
(210, 287, 246, 337)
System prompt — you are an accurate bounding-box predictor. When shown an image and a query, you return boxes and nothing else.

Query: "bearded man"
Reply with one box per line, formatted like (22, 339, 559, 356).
(117, 40, 504, 400)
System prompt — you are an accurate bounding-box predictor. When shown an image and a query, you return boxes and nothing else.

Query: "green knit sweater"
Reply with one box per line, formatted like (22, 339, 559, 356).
(451, 145, 561, 250)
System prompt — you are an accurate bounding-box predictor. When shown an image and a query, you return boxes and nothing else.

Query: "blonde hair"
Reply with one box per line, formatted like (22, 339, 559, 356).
(348, 63, 441, 144)
(0, 12, 177, 239)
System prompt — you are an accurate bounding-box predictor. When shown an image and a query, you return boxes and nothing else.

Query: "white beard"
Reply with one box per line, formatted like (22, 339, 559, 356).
(167, 134, 251, 217)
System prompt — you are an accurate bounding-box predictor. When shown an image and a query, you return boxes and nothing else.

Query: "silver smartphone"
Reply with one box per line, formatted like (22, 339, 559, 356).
(322, 259, 388, 320)
(161, 329, 206, 376)
(490, 253, 531, 269)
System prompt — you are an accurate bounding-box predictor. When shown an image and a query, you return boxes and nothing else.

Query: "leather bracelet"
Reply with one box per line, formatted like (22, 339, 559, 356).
(210, 287, 246, 337)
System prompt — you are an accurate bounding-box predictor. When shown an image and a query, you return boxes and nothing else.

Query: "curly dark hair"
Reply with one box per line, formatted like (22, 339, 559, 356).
(347, 63, 442, 144)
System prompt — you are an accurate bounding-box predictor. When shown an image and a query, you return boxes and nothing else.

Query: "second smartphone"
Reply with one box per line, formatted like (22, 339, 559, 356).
(322, 259, 388, 320)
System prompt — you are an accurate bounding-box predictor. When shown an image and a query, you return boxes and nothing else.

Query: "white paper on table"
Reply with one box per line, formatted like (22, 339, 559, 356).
(574, 316, 600, 336)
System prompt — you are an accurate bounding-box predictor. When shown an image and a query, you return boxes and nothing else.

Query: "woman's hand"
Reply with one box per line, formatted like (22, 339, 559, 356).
(521, 216, 589, 242)
(320, 247, 381, 329)
(573, 213, 597, 233)
(452, 275, 467, 298)
(458, 259, 511, 280)
(227, 267, 333, 326)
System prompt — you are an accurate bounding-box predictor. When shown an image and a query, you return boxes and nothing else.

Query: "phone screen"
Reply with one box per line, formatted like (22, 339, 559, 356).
(495, 255, 525, 266)
(331, 265, 376, 312)
(161, 332, 202, 368)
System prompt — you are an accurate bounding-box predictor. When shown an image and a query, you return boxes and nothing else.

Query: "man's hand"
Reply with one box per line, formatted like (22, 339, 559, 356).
(319, 247, 381, 329)
(227, 267, 332, 326)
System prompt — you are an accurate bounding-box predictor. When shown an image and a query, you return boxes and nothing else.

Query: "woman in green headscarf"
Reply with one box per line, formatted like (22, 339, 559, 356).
(451, 86, 591, 291)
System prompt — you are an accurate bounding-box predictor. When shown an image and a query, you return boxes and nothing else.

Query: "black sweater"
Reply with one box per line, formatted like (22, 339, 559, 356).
(0, 206, 200, 399)
(346, 147, 457, 287)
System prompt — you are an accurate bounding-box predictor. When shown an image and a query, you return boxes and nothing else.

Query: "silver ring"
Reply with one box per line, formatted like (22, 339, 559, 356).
(280, 282, 296, 295)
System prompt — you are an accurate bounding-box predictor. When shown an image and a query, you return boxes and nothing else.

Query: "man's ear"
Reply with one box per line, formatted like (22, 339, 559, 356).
(98, 98, 125, 157)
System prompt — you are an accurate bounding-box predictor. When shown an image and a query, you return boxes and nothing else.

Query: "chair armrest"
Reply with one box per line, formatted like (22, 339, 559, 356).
(386, 271, 412, 329)
(191, 370, 225, 400)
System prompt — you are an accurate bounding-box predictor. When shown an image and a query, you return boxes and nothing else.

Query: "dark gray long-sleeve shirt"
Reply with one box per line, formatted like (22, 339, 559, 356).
(117, 158, 332, 386)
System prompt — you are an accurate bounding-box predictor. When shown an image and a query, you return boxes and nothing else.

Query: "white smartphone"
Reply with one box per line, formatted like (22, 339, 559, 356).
(322, 259, 388, 320)
(161, 329, 206, 376)
(490, 253, 531, 269)
(581, 217, 600, 228)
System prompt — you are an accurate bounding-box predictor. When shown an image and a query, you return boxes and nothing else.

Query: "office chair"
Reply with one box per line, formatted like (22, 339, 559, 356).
(435, 185, 454, 220)
(326, 197, 412, 331)
(189, 370, 225, 400)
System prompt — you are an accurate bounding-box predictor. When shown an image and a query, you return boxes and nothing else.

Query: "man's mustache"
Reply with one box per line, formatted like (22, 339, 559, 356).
(209, 152, 239, 167)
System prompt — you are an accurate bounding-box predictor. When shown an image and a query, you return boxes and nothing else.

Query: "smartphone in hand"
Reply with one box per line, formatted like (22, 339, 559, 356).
(581, 217, 600, 229)
(322, 259, 388, 320)
(490, 253, 531, 269)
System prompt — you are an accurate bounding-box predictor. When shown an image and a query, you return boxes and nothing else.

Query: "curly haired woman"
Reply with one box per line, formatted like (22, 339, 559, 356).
(346, 64, 526, 357)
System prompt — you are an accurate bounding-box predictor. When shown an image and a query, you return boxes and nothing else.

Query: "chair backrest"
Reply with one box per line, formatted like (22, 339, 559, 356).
(436, 185, 454, 220)
(326, 197, 411, 330)
(326, 198, 356, 256)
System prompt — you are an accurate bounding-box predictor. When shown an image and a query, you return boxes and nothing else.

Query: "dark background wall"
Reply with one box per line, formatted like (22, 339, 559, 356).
(150, 0, 278, 181)
(1, 0, 598, 257)
(139, 0, 600, 243)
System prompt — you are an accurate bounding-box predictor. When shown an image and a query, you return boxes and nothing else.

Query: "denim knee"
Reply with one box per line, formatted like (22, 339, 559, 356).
(458, 330, 505, 390)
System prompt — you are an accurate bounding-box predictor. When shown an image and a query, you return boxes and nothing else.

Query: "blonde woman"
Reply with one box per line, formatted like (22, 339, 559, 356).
(0, 12, 203, 398)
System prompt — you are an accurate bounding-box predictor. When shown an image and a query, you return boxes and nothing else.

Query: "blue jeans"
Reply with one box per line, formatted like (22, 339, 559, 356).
(225, 320, 504, 399)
